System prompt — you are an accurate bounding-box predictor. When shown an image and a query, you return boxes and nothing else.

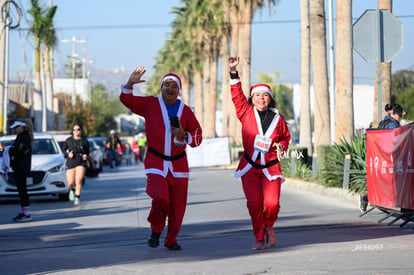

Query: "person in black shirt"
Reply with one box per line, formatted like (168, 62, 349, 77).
(62, 124, 89, 206)
(9, 119, 34, 222)
(106, 129, 123, 170)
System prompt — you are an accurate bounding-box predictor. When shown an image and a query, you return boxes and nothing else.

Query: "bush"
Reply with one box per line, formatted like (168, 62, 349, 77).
(319, 135, 367, 193)
(280, 155, 314, 181)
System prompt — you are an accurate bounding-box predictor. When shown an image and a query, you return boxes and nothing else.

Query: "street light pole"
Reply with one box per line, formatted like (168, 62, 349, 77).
(328, 0, 335, 143)
(2, 0, 9, 135)
(61, 36, 87, 109)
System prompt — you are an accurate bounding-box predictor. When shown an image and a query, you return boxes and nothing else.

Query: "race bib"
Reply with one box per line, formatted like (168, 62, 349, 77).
(253, 135, 272, 154)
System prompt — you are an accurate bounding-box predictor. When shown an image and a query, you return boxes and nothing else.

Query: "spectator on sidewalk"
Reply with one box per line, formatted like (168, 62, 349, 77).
(137, 132, 147, 163)
(123, 143, 133, 166)
(9, 119, 34, 222)
(106, 129, 122, 170)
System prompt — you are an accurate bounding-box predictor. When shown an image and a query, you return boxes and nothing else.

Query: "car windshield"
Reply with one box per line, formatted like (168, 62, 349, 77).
(32, 139, 61, 155)
(0, 138, 60, 156)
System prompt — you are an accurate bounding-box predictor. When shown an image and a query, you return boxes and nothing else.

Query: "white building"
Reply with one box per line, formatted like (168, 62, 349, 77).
(293, 84, 374, 131)
(53, 78, 90, 102)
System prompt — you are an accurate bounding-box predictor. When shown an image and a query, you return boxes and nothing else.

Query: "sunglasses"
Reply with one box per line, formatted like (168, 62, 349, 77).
(73, 128, 81, 131)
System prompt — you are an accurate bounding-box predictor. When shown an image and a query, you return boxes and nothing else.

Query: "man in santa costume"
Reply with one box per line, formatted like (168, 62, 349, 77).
(228, 56, 291, 250)
(120, 66, 202, 250)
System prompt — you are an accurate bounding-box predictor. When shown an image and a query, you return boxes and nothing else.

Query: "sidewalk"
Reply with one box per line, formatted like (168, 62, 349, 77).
(283, 177, 360, 206)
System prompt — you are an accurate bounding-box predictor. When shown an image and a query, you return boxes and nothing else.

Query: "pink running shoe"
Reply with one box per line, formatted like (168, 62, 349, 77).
(265, 227, 277, 247)
(252, 240, 265, 250)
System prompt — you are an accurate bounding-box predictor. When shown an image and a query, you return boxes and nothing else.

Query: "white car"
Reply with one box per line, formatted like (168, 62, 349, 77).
(87, 137, 103, 175)
(0, 133, 69, 201)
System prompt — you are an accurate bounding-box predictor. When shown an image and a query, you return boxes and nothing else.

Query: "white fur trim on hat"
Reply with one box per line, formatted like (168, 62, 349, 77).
(250, 84, 272, 96)
(161, 74, 181, 92)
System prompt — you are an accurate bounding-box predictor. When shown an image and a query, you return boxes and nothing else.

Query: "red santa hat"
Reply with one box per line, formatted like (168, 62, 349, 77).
(249, 84, 272, 97)
(160, 73, 182, 94)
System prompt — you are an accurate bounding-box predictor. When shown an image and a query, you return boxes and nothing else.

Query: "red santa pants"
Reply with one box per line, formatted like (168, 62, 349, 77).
(241, 168, 281, 241)
(146, 172, 188, 246)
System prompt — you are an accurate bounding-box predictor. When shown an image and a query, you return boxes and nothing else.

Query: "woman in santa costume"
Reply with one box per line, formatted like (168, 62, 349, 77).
(120, 66, 202, 250)
(228, 56, 291, 250)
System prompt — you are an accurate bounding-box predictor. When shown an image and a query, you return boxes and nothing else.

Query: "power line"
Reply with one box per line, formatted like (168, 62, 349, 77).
(11, 13, 414, 32)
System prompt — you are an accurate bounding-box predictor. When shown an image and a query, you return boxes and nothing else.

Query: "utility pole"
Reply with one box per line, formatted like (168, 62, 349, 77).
(81, 57, 94, 101)
(61, 36, 87, 109)
(328, 0, 335, 143)
(0, 0, 9, 135)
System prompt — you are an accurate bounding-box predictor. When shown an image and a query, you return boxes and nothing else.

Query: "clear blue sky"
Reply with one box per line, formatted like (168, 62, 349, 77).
(8, 0, 414, 86)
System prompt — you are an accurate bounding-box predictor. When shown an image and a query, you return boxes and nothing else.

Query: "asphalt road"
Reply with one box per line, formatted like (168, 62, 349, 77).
(0, 164, 413, 275)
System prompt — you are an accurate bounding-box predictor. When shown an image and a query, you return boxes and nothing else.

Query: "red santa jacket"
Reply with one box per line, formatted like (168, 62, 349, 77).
(230, 79, 291, 182)
(120, 85, 202, 178)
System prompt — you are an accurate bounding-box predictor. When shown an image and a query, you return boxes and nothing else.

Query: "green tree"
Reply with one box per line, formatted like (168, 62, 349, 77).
(391, 70, 414, 95)
(88, 84, 125, 136)
(390, 70, 414, 121)
(394, 87, 414, 121)
(56, 84, 125, 136)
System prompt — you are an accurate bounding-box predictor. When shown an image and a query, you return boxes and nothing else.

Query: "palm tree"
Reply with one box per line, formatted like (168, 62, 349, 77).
(310, 0, 331, 148)
(151, 0, 223, 138)
(228, 0, 241, 145)
(229, 0, 279, 144)
(151, 0, 204, 115)
(28, 0, 43, 131)
(28, 0, 57, 132)
(202, 0, 223, 138)
(299, 0, 312, 155)
(373, 0, 392, 125)
(334, 0, 354, 143)
(220, 0, 232, 138)
(42, 5, 58, 130)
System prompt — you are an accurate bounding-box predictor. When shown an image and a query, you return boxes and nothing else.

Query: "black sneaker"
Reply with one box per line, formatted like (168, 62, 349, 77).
(359, 194, 368, 213)
(148, 231, 160, 248)
(12, 213, 32, 222)
(166, 243, 182, 251)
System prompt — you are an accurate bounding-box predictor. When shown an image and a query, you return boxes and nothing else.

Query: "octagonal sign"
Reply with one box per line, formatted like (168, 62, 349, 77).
(353, 9, 403, 63)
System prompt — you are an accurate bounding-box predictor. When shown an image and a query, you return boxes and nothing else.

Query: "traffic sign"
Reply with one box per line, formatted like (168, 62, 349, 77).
(353, 9, 403, 63)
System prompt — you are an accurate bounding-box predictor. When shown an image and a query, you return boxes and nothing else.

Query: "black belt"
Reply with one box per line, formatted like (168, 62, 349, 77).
(148, 147, 186, 161)
(243, 152, 279, 169)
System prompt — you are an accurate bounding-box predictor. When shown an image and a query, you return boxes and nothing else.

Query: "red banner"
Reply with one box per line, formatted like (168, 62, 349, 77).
(366, 124, 414, 210)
